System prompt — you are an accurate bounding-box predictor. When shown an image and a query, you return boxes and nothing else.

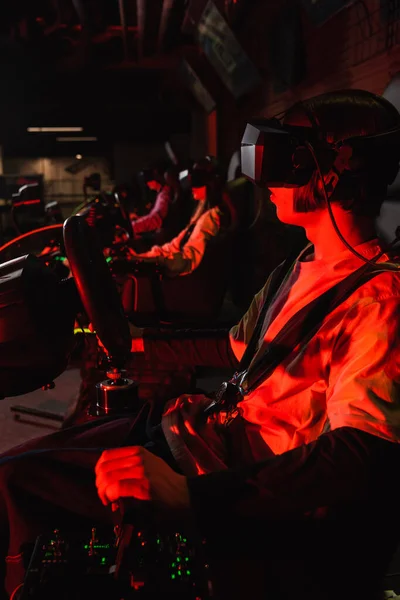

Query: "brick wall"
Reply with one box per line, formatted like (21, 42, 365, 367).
(218, 0, 400, 160)
(265, 0, 400, 116)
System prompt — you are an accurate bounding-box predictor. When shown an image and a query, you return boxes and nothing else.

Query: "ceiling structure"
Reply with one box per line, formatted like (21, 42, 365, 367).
(0, 0, 254, 156)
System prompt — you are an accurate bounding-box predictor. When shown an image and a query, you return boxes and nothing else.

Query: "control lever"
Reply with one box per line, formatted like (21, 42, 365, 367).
(89, 366, 139, 417)
(88, 527, 98, 557)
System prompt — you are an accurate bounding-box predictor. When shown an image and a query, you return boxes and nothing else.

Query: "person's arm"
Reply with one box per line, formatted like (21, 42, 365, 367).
(99, 292, 400, 525)
(160, 207, 221, 276)
(95, 427, 398, 554)
(130, 208, 221, 276)
(131, 185, 172, 236)
(187, 426, 394, 520)
(125, 227, 185, 264)
(189, 290, 400, 530)
(96, 286, 400, 549)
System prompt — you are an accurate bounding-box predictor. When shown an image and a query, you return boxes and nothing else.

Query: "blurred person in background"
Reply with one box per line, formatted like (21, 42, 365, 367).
(125, 156, 237, 276)
(131, 162, 181, 244)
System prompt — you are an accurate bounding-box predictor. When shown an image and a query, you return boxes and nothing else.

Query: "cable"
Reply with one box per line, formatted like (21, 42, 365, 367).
(71, 199, 89, 216)
(9, 583, 24, 600)
(305, 141, 400, 268)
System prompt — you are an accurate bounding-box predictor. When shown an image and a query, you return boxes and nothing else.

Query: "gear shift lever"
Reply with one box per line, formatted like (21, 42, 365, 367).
(63, 215, 139, 418)
(90, 365, 139, 417)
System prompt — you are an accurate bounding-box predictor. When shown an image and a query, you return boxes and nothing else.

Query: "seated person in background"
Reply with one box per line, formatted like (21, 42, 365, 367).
(72, 157, 236, 426)
(131, 162, 179, 239)
(123, 156, 236, 276)
(2, 90, 400, 600)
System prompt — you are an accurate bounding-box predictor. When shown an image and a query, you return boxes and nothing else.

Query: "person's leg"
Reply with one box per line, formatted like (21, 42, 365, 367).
(0, 450, 110, 597)
(0, 408, 153, 598)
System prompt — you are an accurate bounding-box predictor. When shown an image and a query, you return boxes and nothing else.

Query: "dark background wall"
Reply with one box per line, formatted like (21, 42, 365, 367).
(217, 0, 400, 162)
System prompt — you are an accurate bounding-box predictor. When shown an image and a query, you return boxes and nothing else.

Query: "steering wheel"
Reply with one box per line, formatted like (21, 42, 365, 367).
(63, 215, 132, 367)
(114, 190, 134, 240)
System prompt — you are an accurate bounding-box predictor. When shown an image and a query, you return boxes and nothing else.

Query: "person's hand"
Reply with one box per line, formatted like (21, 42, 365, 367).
(95, 446, 190, 512)
(126, 246, 141, 258)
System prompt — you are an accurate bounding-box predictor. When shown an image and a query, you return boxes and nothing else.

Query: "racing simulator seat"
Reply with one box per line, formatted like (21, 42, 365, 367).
(7, 190, 237, 427)
(11, 182, 63, 236)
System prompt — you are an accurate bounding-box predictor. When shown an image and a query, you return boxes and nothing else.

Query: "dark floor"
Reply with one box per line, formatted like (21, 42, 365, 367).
(0, 366, 81, 454)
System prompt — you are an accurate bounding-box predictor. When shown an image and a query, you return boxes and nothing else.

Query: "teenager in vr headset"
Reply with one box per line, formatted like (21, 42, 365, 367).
(123, 156, 236, 276)
(2, 89, 400, 600)
(130, 162, 180, 240)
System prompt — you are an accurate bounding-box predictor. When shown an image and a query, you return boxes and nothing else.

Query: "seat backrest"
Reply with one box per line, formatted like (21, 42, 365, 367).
(159, 231, 234, 322)
(116, 231, 234, 326)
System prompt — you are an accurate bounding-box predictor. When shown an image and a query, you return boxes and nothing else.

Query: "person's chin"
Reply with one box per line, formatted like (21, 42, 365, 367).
(277, 208, 307, 227)
(276, 208, 293, 224)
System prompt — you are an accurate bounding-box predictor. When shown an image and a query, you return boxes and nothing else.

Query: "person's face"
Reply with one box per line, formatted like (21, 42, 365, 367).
(269, 186, 318, 227)
(192, 186, 207, 201)
(146, 180, 162, 192)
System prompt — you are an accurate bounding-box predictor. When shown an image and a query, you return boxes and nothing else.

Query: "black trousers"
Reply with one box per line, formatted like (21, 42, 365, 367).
(0, 408, 397, 600)
(0, 404, 178, 598)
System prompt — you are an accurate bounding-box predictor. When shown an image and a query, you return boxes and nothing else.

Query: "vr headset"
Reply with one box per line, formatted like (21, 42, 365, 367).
(189, 169, 211, 188)
(189, 156, 219, 188)
(241, 117, 400, 188)
(139, 168, 158, 185)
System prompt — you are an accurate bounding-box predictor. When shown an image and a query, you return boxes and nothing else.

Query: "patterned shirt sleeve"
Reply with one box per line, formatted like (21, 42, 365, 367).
(136, 207, 221, 276)
(132, 185, 173, 235)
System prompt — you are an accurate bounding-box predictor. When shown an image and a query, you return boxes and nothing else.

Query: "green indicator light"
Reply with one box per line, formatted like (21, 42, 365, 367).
(171, 562, 176, 568)
(183, 538, 187, 543)
(84, 545, 89, 549)
(171, 574, 176, 580)
(106, 257, 112, 263)
(178, 571, 182, 576)
(101, 558, 106, 564)
(157, 539, 161, 544)
(186, 570, 191, 576)
(185, 557, 189, 562)
(176, 557, 181, 563)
